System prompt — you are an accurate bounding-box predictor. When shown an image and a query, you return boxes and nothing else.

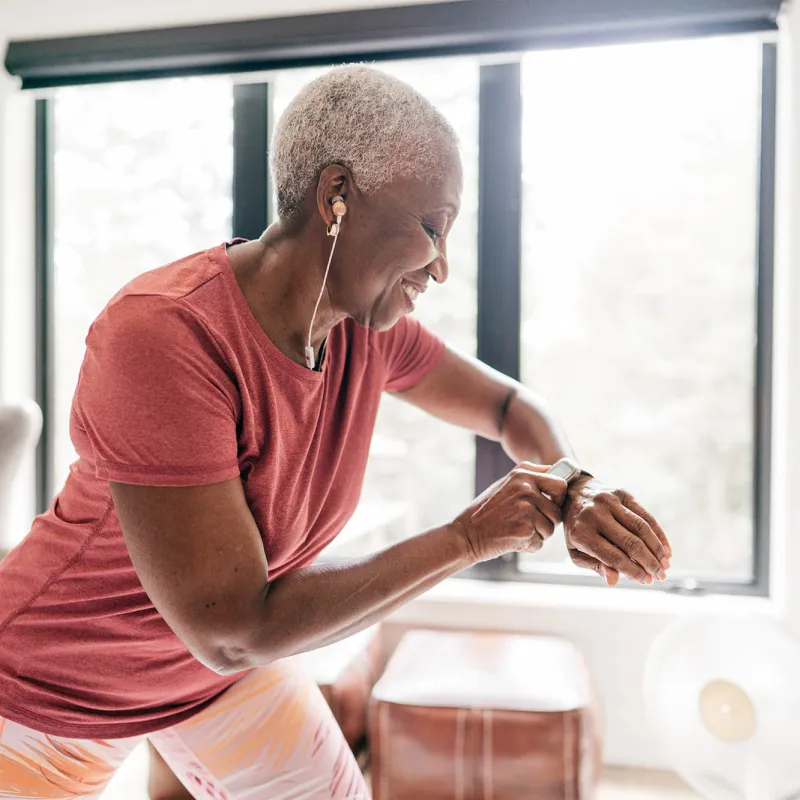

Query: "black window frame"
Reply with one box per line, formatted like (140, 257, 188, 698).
(26, 4, 778, 596)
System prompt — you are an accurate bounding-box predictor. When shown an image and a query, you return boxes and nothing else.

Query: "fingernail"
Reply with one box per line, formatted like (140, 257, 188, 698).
(661, 558, 670, 569)
(657, 569, 667, 581)
(644, 574, 654, 585)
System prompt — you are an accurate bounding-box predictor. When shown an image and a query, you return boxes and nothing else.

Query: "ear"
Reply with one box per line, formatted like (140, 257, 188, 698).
(316, 164, 354, 229)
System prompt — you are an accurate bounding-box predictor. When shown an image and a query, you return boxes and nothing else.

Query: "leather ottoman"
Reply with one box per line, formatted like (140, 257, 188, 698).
(369, 630, 601, 799)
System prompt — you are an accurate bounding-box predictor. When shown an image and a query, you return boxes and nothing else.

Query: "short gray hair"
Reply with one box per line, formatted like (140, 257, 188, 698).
(270, 65, 459, 220)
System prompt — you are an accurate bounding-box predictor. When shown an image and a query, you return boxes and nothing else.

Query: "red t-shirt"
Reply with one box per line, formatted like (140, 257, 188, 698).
(0, 241, 445, 739)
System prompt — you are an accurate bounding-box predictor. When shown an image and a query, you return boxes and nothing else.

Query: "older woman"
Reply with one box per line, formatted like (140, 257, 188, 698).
(0, 66, 670, 799)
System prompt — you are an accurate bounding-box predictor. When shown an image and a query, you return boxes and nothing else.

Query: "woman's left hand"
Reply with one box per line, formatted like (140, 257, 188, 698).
(563, 477, 671, 586)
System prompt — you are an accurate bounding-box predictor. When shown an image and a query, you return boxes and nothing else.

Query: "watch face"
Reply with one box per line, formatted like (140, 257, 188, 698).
(548, 459, 578, 481)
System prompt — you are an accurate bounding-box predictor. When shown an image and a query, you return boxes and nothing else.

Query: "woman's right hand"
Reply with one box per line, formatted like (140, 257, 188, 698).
(452, 462, 569, 564)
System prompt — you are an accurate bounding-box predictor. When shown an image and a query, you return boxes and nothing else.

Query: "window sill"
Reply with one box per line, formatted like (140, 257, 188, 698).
(389, 575, 779, 629)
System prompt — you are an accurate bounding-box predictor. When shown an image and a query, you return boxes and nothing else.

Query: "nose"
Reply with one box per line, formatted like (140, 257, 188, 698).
(426, 245, 449, 285)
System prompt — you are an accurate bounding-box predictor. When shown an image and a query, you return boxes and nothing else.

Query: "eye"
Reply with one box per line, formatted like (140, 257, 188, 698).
(423, 224, 443, 243)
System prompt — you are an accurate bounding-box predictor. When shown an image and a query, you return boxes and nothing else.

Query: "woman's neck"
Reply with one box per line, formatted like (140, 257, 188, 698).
(227, 225, 345, 367)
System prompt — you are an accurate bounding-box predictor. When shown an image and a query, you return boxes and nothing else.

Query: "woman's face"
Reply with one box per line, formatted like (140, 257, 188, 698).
(331, 156, 462, 332)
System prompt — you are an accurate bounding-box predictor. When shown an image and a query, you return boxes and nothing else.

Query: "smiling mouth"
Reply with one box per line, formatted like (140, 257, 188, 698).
(401, 279, 421, 304)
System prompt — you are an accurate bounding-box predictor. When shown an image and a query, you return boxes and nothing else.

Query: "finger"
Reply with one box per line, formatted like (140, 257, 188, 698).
(568, 547, 600, 573)
(568, 548, 619, 586)
(602, 566, 621, 587)
(600, 514, 665, 579)
(517, 468, 568, 506)
(538, 475, 568, 506)
(528, 486, 562, 527)
(522, 532, 545, 554)
(620, 494, 672, 560)
(573, 535, 652, 584)
(517, 461, 550, 474)
(609, 507, 668, 577)
(531, 507, 555, 540)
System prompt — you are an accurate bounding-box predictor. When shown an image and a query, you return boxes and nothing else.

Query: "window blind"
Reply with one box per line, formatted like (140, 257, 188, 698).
(4, 0, 784, 89)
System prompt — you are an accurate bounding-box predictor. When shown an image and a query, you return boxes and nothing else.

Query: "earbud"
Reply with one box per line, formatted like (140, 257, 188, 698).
(327, 195, 347, 237)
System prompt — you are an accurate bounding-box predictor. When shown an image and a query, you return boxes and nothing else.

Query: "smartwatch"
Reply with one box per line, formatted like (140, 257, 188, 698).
(547, 457, 592, 485)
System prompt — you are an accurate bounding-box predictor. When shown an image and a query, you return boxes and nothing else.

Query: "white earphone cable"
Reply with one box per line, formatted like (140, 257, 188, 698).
(305, 220, 341, 370)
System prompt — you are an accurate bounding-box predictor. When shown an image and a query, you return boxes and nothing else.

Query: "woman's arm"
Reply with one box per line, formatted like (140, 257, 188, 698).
(110, 463, 565, 675)
(397, 347, 571, 464)
(399, 347, 671, 585)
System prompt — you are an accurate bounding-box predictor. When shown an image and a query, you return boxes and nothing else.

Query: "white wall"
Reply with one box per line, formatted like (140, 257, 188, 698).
(0, 0, 445, 39)
(774, 1, 800, 647)
(1, 0, 799, 775)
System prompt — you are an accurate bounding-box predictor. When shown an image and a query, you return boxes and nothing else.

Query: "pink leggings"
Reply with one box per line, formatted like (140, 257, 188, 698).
(0, 660, 369, 799)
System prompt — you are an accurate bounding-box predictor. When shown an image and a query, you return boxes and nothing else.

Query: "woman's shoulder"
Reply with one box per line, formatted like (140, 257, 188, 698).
(89, 244, 233, 351)
(116, 243, 228, 304)
(88, 293, 215, 359)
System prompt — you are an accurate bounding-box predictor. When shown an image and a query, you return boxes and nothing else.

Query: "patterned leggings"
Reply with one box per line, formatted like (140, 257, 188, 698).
(0, 660, 369, 799)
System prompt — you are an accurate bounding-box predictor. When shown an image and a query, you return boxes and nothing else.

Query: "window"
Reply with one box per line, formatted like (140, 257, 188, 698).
(38, 32, 774, 593)
(52, 77, 234, 490)
(518, 37, 764, 585)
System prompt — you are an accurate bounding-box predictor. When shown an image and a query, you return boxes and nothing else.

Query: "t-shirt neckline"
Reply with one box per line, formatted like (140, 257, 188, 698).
(216, 239, 326, 384)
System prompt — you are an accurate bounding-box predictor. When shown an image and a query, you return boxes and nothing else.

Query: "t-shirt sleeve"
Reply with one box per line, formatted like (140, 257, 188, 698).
(370, 316, 446, 393)
(75, 295, 241, 487)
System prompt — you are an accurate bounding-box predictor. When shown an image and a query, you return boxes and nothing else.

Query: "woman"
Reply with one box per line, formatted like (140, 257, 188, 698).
(0, 66, 670, 799)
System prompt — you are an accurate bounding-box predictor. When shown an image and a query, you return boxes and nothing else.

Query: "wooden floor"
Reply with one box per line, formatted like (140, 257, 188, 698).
(599, 767, 700, 799)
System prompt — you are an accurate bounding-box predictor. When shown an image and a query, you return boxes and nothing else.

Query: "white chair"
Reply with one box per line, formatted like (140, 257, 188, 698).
(0, 399, 43, 556)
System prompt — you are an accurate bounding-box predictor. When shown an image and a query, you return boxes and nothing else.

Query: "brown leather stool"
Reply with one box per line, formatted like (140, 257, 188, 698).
(369, 630, 601, 799)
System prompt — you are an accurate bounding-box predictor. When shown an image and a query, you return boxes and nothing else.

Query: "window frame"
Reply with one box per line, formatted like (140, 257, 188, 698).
(33, 39, 777, 597)
(34, 98, 55, 513)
